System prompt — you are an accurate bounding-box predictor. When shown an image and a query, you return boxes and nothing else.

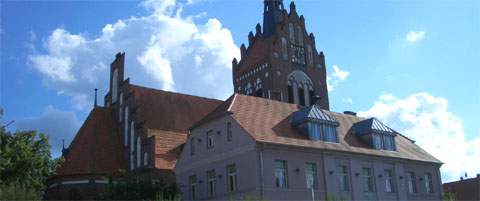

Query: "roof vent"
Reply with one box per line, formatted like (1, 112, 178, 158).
(344, 111, 357, 116)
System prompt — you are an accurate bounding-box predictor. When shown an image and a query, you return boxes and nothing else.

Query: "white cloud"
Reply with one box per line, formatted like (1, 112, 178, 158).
(359, 93, 480, 182)
(12, 106, 81, 158)
(327, 64, 349, 92)
(342, 97, 353, 104)
(29, 0, 239, 110)
(406, 31, 425, 42)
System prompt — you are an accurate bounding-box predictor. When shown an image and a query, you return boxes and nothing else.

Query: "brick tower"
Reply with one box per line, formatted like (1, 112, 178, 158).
(232, 0, 329, 110)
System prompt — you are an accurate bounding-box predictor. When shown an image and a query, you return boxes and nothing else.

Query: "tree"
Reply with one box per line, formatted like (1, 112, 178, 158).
(0, 108, 63, 200)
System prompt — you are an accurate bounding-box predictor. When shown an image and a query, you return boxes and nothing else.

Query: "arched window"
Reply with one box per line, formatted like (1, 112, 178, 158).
(246, 83, 253, 95)
(289, 23, 295, 43)
(306, 45, 313, 65)
(297, 26, 304, 46)
(130, 121, 135, 169)
(143, 152, 148, 166)
(124, 106, 129, 146)
(119, 92, 123, 105)
(137, 136, 141, 168)
(281, 37, 288, 60)
(287, 71, 314, 106)
(298, 83, 305, 106)
(255, 78, 263, 97)
(112, 69, 118, 103)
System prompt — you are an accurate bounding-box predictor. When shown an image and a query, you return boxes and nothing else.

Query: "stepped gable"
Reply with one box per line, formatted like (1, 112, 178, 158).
(56, 107, 127, 177)
(199, 93, 441, 164)
(129, 84, 223, 132)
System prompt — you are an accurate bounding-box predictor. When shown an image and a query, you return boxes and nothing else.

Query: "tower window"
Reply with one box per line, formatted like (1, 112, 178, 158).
(136, 136, 141, 168)
(124, 106, 129, 146)
(297, 26, 304, 46)
(112, 68, 119, 103)
(281, 37, 288, 60)
(287, 84, 294, 104)
(298, 85, 305, 106)
(306, 45, 313, 65)
(289, 23, 295, 43)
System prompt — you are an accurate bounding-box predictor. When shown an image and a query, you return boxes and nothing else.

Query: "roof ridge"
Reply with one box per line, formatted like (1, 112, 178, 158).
(129, 84, 222, 102)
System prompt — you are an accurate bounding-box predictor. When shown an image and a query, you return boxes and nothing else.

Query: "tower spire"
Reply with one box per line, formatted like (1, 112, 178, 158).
(263, 0, 285, 37)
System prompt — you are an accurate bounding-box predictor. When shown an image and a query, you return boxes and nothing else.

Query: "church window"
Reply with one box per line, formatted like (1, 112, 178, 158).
(119, 107, 123, 122)
(124, 106, 129, 146)
(246, 83, 253, 95)
(287, 82, 294, 104)
(306, 45, 313, 65)
(136, 136, 141, 168)
(281, 37, 288, 60)
(298, 84, 305, 106)
(143, 152, 148, 166)
(130, 121, 135, 169)
(112, 68, 118, 103)
(289, 23, 295, 43)
(255, 78, 263, 97)
(297, 26, 304, 46)
(119, 92, 123, 105)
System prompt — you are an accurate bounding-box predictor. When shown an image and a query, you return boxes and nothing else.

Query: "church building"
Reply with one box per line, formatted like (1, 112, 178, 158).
(45, 1, 443, 200)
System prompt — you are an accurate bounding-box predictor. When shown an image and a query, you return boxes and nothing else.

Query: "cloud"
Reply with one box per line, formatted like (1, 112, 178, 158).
(406, 31, 425, 42)
(327, 65, 349, 92)
(342, 97, 353, 104)
(29, 0, 239, 110)
(12, 106, 81, 158)
(359, 93, 480, 182)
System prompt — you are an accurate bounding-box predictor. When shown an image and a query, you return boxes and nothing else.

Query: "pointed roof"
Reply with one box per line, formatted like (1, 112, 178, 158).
(290, 104, 338, 126)
(352, 118, 397, 136)
(196, 94, 441, 164)
(56, 107, 127, 177)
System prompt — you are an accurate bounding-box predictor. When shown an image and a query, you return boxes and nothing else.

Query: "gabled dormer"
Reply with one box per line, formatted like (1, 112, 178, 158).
(352, 118, 397, 151)
(290, 103, 339, 142)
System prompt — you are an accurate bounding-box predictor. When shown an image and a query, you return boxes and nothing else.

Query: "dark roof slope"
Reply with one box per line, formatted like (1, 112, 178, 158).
(210, 94, 441, 164)
(352, 118, 397, 136)
(129, 84, 223, 132)
(56, 107, 127, 176)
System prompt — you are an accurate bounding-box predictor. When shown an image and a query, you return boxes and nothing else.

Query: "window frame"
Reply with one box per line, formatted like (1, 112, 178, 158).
(275, 160, 288, 188)
(227, 164, 238, 193)
(305, 162, 318, 189)
(189, 175, 197, 200)
(407, 171, 417, 193)
(206, 169, 216, 198)
(337, 165, 350, 191)
(206, 130, 214, 149)
(384, 169, 395, 193)
(226, 122, 232, 142)
(361, 167, 375, 193)
(424, 172, 434, 193)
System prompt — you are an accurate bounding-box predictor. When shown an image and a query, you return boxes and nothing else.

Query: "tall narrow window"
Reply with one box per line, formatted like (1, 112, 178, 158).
(207, 170, 216, 198)
(424, 173, 433, 193)
(373, 134, 383, 149)
(305, 163, 317, 189)
(297, 26, 304, 46)
(298, 85, 305, 106)
(112, 69, 118, 103)
(362, 167, 375, 192)
(324, 125, 338, 143)
(338, 165, 349, 191)
(189, 175, 197, 200)
(289, 23, 295, 43)
(384, 169, 395, 193)
(227, 164, 238, 192)
(130, 121, 135, 169)
(255, 78, 263, 97)
(119, 92, 123, 105)
(383, 135, 396, 151)
(306, 45, 313, 65)
(227, 122, 232, 142)
(281, 37, 288, 60)
(136, 136, 141, 168)
(275, 160, 288, 188)
(287, 84, 294, 103)
(407, 172, 417, 193)
(124, 106, 129, 146)
(119, 107, 123, 122)
(207, 130, 214, 149)
(143, 152, 148, 166)
(190, 138, 195, 155)
(309, 89, 315, 104)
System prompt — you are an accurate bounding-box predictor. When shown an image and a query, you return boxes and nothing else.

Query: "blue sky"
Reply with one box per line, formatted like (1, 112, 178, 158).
(1, 0, 478, 182)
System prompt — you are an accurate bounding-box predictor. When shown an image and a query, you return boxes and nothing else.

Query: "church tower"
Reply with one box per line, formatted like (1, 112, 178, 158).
(232, 0, 329, 110)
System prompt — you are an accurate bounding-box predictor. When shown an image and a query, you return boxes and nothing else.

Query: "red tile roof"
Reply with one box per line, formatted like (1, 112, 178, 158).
(205, 94, 442, 164)
(56, 107, 127, 176)
(147, 129, 186, 171)
(129, 84, 223, 132)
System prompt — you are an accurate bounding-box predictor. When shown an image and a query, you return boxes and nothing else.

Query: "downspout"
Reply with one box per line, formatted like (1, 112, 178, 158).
(258, 142, 265, 199)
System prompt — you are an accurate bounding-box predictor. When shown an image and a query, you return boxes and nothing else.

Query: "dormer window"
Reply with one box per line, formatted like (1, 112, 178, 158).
(290, 104, 339, 142)
(353, 118, 397, 151)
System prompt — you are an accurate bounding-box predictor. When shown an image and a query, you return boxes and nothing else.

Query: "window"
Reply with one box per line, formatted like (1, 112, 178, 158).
(281, 37, 288, 60)
(119, 92, 123, 105)
(136, 136, 141, 168)
(143, 152, 148, 166)
(190, 138, 195, 155)
(189, 175, 197, 200)
(130, 121, 135, 169)
(298, 86, 305, 106)
(255, 78, 263, 97)
(112, 68, 118, 103)
(383, 135, 396, 151)
(384, 169, 395, 193)
(227, 164, 238, 192)
(362, 167, 375, 192)
(287, 84, 294, 103)
(305, 163, 317, 189)
(207, 170, 216, 198)
(323, 125, 338, 143)
(124, 106, 129, 146)
(407, 172, 417, 193)
(275, 160, 288, 188)
(338, 165, 349, 191)
(289, 23, 295, 43)
(309, 89, 315, 105)
(373, 134, 383, 149)
(297, 26, 304, 46)
(306, 45, 313, 65)
(119, 107, 123, 122)
(227, 122, 232, 142)
(424, 173, 433, 193)
(207, 130, 214, 149)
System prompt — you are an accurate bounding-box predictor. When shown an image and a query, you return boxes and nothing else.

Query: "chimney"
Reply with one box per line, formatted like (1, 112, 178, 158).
(344, 111, 357, 116)
(460, 177, 464, 181)
(94, 88, 98, 107)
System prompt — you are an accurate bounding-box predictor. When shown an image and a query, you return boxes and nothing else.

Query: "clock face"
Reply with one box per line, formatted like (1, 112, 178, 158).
(291, 44, 305, 64)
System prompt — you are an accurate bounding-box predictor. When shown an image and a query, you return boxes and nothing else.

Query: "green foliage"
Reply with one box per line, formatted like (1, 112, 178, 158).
(98, 172, 180, 201)
(0, 108, 63, 200)
(443, 189, 457, 201)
